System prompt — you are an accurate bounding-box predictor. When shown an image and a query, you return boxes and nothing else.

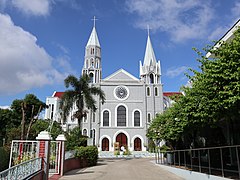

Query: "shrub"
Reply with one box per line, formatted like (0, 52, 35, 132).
(0, 147, 10, 171)
(160, 144, 172, 158)
(75, 146, 98, 166)
(148, 139, 156, 153)
(65, 127, 88, 151)
(114, 150, 120, 155)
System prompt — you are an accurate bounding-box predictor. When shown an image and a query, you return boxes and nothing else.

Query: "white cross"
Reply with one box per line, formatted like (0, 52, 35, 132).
(91, 16, 98, 27)
(147, 25, 151, 36)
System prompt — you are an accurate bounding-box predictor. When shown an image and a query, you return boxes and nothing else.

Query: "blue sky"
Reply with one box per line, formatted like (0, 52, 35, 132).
(0, 0, 239, 107)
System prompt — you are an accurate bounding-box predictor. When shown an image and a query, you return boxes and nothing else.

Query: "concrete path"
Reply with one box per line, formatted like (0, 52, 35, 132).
(60, 158, 183, 180)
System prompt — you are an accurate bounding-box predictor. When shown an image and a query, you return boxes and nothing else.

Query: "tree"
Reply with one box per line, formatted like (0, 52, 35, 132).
(148, 28, 240, 148)
(11, 94, 47, 140)
(60, 74, 105, 132)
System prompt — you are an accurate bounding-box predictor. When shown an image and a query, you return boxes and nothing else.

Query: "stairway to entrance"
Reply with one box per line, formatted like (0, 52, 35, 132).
(99, 151, 155, 158)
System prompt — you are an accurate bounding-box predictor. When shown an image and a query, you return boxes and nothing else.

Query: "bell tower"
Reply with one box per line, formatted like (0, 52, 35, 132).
(82, 16, 101, 84)
(139, 28, 161, 84)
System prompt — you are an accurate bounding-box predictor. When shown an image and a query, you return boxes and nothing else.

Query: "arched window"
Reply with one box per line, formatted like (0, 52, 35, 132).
(92, 129, 96, 145)
(86, 59, 88, 68)
(117, 106, 126, 126)
(134, 110, 140, 127)
(147, 113, 151, 123)
(150, 74, 154, 84)
(91, 59, 94, 67)
(83, 129, 87, 136)
(83, 114, 87, 123)
(92, 112, 95, 122)
(147, 87, 150, 96)
(89, 73, 94, 83)
(155, 87, 158, 96)
(103, 110, 109, 126)
(96, 60, 98, 68)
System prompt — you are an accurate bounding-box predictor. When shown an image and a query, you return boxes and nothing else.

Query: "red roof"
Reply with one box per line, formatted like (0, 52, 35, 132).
(53, 92, 64, 98)
(163, 92, 182, 97)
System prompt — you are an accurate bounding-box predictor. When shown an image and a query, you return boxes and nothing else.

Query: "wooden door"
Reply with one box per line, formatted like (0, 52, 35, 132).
(116, 133, 127, 148)
(102, 138, 109, 151)
(134, 138, 142, 151)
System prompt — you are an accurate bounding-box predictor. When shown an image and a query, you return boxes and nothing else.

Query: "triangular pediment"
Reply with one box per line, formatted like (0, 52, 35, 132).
(103, 69, 139, 82)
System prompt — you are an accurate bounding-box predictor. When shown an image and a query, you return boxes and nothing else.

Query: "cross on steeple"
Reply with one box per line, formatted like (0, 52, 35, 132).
(91, 16, 98, 27)
(147, 25, 152, 36)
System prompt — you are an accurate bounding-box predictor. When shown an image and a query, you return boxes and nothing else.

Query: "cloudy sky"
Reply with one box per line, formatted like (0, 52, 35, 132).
(0, 0, 239, 107)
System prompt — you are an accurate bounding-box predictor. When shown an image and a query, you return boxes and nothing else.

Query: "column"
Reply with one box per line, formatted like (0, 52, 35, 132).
(56, 134, 66, 176)
(36, 131, 52, 180)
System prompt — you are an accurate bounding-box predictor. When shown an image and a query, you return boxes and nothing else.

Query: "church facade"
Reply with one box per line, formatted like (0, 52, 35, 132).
(45, 22, 176, 151)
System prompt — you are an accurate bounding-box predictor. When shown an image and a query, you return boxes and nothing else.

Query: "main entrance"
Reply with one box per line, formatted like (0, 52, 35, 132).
(116, 133, 127, 148)
(102, 138, 109, 151)
(134, 137, 142, 151)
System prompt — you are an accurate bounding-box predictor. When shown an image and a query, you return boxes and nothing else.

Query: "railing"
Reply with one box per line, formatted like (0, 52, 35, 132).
(156, 145, 240, 179)
(9, 140, 39, 167)
(0, 157, 42, 180)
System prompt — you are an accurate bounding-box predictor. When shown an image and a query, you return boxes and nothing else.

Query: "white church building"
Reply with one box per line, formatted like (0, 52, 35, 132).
(45, 21, 180, 152)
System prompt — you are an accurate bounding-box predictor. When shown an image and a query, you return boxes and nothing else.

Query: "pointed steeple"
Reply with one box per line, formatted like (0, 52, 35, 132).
(86, 16, 100, 47)
(143, 34, 157, 66)
(86, 26, 100, 47)
(139, 28, 161, 84)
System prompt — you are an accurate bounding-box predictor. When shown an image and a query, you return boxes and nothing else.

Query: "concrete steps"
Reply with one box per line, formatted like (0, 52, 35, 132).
(99, 151, 155, 159)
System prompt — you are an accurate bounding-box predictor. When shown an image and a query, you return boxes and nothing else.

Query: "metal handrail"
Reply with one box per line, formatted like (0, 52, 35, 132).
(0, 157, 42, 180)
(156, 145, 240, 179)
(161, 144, 240, 152)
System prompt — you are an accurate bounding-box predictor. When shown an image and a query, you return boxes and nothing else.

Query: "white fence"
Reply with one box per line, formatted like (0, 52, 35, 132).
(9, 140, 39, 167)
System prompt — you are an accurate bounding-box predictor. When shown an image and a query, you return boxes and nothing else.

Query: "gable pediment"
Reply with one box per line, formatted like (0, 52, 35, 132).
(103, 69, 139, 82)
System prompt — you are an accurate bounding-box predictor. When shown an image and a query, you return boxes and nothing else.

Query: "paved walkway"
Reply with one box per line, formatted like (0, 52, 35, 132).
(60, 158, 183, 180)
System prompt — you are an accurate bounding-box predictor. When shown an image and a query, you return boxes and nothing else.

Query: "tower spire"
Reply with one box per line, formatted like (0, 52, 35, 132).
(147, 25, 150, 37)
(143, 27, 156, 66)
(139, 27, 161, 84)
(87, 16, 100, 47)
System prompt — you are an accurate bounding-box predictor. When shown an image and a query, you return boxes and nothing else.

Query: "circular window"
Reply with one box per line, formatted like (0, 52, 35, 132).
(114, 86, 129, 100)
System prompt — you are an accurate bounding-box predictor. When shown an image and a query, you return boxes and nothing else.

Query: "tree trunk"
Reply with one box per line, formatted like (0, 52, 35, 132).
(20, 102, 26, 140)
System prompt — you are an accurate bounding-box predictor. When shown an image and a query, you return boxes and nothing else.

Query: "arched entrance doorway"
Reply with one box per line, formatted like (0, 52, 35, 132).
(116, 133, 127, 148)
(102, 138, 109, 151)
(134, 137, 142, 151)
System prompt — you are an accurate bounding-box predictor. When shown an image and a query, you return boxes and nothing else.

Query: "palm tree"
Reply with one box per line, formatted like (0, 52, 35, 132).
(60, 74, 105, 132)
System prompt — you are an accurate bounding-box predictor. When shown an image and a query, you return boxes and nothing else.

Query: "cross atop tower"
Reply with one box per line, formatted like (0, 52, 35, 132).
(91, 16, 98, 27)
(147, 25, 152, 36)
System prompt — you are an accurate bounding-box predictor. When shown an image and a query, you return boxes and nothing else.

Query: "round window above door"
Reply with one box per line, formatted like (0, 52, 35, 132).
(114, 86, 129, 100)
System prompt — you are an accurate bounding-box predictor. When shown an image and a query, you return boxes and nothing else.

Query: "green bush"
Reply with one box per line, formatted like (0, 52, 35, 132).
(65, 127, 87, 151)
(160, 144, 172, 158)
(0, 147, 10, 171)
(75, 146, 98, 166)
(148, 139, 156, 153)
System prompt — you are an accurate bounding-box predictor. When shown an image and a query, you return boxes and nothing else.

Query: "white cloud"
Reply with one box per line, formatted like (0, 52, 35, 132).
(166, 66, 188, 78)
(208, 1, 240, 41)
(0, 13, 69, 95)
(11, 0, 51, 16)
(208, 26, 228, 41)
(0, 105, 10, 109)
(125, 0, 214, 42)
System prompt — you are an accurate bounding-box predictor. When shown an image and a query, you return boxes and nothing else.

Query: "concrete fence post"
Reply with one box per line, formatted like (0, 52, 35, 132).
(56, 134, 66, 176)
(36, 131, 52, 180)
